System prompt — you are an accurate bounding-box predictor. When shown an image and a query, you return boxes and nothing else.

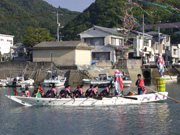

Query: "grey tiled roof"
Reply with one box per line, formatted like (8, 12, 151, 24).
(145, 22, 180, 29)
(33, 41, 92, 50)
(82, 25, 152, 38)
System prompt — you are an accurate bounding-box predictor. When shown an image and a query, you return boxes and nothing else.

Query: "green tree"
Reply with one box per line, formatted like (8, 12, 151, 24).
(23, 27, 55, 46)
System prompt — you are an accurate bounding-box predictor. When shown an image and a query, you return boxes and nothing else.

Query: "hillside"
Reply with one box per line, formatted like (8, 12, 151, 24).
(0, 0, 80, 43)
(61, 0, 180, 43)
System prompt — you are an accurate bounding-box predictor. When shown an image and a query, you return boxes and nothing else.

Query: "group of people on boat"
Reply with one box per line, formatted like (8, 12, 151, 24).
(22, 83, 111, 99)
(58, 83, 111, 98)
(13, 69, 147, 98)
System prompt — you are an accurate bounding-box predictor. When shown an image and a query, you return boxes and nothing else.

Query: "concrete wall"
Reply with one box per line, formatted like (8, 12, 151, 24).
(0, 62, 51, 81)
(117, 59, 142, 87)
(75, 50, 91, 65)
(95, 61, 112, 68)
(33, 49, 75, 66)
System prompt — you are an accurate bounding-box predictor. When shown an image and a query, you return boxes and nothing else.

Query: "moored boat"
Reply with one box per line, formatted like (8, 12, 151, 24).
(6, 92, 168, 107)
(164, 75, 177, 80)
(43, 76, 66, 88)
(6, 77, 34, 87)
(0, 79, 8, 87)
(83, 73, 132, 88)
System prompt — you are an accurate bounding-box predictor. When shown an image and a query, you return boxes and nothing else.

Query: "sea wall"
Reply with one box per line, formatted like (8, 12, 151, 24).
(117, 59, 142, 87)
(0, 62, 63, 85)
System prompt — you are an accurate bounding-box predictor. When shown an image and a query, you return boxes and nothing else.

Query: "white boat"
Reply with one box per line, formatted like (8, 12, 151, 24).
(0, 79, 8, 87)
(43, 55, 66, 88)
(83, 73, 132, 88)
(6, 77, 34, 87)
(5, 92, 168, 107)
(164, 75, 177, 80)
(43, 76, 66, 88)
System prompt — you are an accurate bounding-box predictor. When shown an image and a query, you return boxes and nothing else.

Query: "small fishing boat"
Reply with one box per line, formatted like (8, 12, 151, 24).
(0, 79, 8, 87)
(43, 54, 66, 88)
(164, 75, 177, 80)
(6, 92, 168, 107)
(83, 73, 132, 88)
(43, 76, 66, 88)
(6, 77, 34, 87)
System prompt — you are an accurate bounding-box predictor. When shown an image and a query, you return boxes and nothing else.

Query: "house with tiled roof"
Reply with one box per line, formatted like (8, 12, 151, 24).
(79, 25, 153, 66)
(33, 41, 92, 66)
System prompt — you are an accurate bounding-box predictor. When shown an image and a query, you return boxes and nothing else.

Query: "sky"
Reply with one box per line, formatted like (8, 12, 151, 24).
(44, 0, 95, 12)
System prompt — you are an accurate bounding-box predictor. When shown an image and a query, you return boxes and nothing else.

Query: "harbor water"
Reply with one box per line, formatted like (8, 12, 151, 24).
(0, 80, 180, 135)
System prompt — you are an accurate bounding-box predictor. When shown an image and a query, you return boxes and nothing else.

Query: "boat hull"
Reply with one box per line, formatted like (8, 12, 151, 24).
(43, 77, 66, 88)
(83, 79, 132, 88)
(6, 92, 168, 107)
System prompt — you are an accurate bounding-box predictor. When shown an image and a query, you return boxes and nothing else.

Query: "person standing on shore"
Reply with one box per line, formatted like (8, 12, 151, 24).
(158, 54, 165, 77)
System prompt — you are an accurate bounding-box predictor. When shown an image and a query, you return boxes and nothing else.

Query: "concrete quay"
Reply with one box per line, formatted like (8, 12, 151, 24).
(0, 61, 179, 88)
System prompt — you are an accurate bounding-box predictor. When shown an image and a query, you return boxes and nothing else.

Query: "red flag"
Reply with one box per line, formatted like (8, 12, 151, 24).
(118, 76, 123, 91)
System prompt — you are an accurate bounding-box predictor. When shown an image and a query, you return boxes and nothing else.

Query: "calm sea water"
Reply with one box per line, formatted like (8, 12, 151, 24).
(0, 80, 180, 135)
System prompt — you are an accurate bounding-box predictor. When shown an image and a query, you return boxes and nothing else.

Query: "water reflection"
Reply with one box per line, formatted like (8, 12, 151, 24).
(0, 81, 180, 135)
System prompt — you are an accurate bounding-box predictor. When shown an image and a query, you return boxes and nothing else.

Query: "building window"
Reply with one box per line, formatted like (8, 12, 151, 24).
(7, 40, 13, 44)
(0, 39, 4, 42)
(173, 49, 176, 55)
(92, 52, 110, 60)
(144, 39, 149, 46)
(156, 44, 158, 50)
(111, 38, 122, 46)
(85, 38, 104, 46)
(163, 44, 165, 50)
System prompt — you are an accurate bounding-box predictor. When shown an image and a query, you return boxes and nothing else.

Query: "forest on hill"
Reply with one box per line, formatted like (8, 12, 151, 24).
(0, 0, 80, 43)
(61, 0, 180, 43)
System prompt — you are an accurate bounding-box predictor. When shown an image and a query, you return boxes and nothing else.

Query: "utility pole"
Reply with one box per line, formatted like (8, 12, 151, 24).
(141, 14, 145, 66)
(56, 11, 60, 42)
(158, 27, 161, 56)
(50, 52, 53, 81)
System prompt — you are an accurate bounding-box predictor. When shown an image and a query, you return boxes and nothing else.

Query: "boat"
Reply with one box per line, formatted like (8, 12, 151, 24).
(164, 75, 177, 80)
(5, 92, 168, 107)
(43, 54, 66, 88)
(82, 73, 132, 88)
(6, 76, 34, 87)
(43, 75, 66, 88)
(0, 79, 8, 87)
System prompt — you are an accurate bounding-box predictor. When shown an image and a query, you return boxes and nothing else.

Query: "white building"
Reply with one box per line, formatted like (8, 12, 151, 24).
(0, 34, 14, 55)
(79, 25, 125, 63)
(170, 44, 180, 64)
(147, 31, 171, 64)
(132, 31, 153, 63)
